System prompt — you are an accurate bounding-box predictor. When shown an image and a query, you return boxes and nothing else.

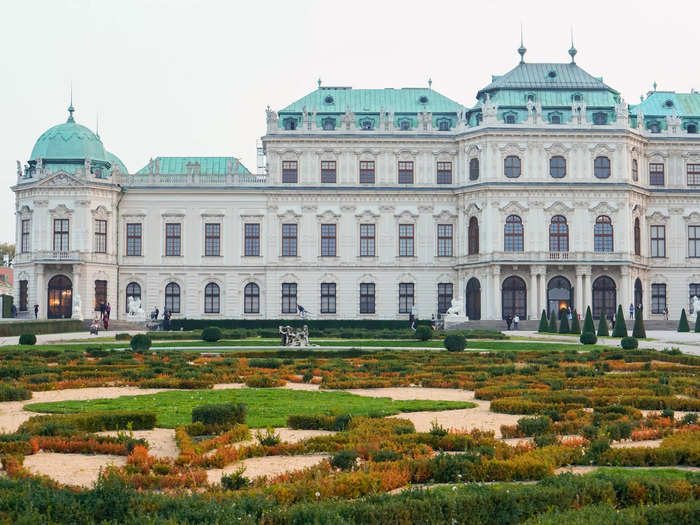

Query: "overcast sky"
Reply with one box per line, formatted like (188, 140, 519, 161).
(2, 0, 699, 243)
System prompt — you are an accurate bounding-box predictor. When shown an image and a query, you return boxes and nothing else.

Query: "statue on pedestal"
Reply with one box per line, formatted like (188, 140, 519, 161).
(127, 296, 146, 320)
(443, 296, 469, 329)
(72, 294, 83, 320)
(279, 325, 316, 347)
(691, 295, 700, 318)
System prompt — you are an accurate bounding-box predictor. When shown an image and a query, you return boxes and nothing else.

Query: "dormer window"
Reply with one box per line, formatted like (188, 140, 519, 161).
(322, 118, 336, 131)
(526, 93, 535, 102)
(360, 119, 373, 130)
(504, 114, 516, 124)
(547, 70, 557, 79)
(572, 94, 582, 102)
(399, 119, 411, 130)
(549, 113, 562, 124)
(437, 119, 450, 131)
(687, 123, 697, 134)
(593, 112, 607, 125)
(283, 118, 297, 131)
(649, 122, 661, 134)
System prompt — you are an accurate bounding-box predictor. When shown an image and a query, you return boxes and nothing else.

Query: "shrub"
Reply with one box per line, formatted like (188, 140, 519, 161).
(248, 358, 282, 369)
(661, 408, 675, 419)
(221, 466, 249, 490)
(202, 327, 223, 342)
(620, 336, 638, 350)
(547, 310, 558, 333)
(517, 416, 551, 436)
(678, 309, 690, 332)
(302, 371, 314, 383)
(0, 383, 31, 401)
(605, 421, 632, 440)
(18, 334, 36, 345)
(244, 375, 284, 388)
(414, 325, 433, 341)
(130, 334, 152, 351)
(580, 331, 597, 345)
(558, 313, 569, 334)
(696, 312, 700, 333)
(681, 413, 698, 425)
(612, 305, 627, 337)
(18, 411, 156, 434)
(191, 403, 246, 426)
(255, 427, 281, 446)
(570, 309, 581, 334)
(115, 333, 131, 341)
(330, 449, 358, 470)
(444, 334, 466, 352)
(0, 319, 83, 337)
(429, 419, 448, 437)
(373, 449, 401, 462)
(533, 433, 558, 447)
(633, 308, 646, 338)
(582, 306, 595, 334)
(538, 310, 548, 333)
(582, 425, 598, 440)
(596, 310, 609, 336)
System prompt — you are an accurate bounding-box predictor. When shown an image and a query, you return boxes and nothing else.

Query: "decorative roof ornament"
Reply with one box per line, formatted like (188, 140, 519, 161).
(428, 77, 432, 90)
(653, 81, 657, 92)
(518, 24, 526, 64)
(67, 83, 75, 123)
(568, 27, 577, 63)
(95, 113, 100, 139)
(317, 77, 322, 88)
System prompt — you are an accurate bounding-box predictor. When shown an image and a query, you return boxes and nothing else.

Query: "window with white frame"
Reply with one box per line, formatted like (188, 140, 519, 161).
(320, 282, 336, 313)
(320, 224, 336, 256)
(399, 283, 414, 314)
(650, 225, 666, 258)
(360, 224, 375, 256)
(651, 283, 666, 314)
(204, 223, 220, 256)
(399, 224, 414, 257)
(360, 283, 375, 314)
(244, 223, 260, 256)
(437, 283, 453, 314)
(281, 283, 297, 313)
(437, 224, 453, 257)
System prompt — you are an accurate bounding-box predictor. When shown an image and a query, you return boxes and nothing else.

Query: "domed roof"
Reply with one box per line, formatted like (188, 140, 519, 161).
(29, 105, 108, 163)
(106, 151, 128, 174)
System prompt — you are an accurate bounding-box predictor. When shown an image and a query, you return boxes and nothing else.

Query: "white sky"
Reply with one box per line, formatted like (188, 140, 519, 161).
(2, 0, 699, 243)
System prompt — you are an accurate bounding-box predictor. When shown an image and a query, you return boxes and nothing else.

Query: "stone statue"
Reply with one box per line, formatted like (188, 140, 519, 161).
(279, 325, 316, 347)
(311, 108, 318, 129)
(480, 94, 499, 124)
(379, 107, 386, 128)
(666, 107, 682, 134)
(127, 296, 145, 317)
(615, 97, 628, 122)
(692, 295, 700, 317)
(265, 106, 278, 131)
(72, 294, 83, 320)
(636, 109, 645, 130)
(342, 105, 355, 130)
(534, 100, 543, 123)
(16, 160, 22, 178)
(388, 109, 395, 130)
(444, 296, 469, 329)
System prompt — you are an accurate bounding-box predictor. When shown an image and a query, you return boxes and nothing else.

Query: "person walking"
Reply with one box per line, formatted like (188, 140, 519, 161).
(663, 306, 669, 321)
(34, 304, 39, 319)
(505, 314, 512, 330)
(106, 302, 111, 318)
(431, 314, 437, 330)
(629, 303, 635, 320)
(513, 314, 520, 330)
(99, 302, 106, 320)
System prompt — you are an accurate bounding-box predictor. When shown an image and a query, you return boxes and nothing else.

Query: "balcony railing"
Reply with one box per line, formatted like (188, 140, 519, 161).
(459, 251, 646, 266)
(14, 251, 116, 265)
(120, 173, 267, 187)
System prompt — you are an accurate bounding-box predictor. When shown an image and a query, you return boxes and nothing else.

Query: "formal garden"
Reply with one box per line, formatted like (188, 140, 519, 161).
(0, 322, 698, 523)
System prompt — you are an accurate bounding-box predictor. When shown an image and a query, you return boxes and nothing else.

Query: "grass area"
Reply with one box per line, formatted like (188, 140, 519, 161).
(24, 388, 476, 428)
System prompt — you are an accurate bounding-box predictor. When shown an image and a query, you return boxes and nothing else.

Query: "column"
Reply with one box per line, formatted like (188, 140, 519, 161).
(484, 270, 492, 321)
(529, 269, 538, 320)
(620, 267, 631, 316)
(537, 267, 547, 317)
(492, 266, 501, 319)
(575, 271, 583, 315)
(35, 266, 44, 319)
(72, 267, 81, 320)
(582, 269, 592, 314)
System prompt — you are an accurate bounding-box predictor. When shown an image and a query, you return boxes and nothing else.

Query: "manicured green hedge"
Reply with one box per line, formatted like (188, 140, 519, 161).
(287, 413, 351, 431)
(18, 411, 156, 434)
(191, 403, 246, 426)
(0, 383, 32, 401)
(0, 319, 84, 337)
(170, 318, 430, 331)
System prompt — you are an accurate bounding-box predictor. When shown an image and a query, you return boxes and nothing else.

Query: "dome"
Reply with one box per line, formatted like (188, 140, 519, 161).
(106, 151, 128, 174)
(29, 105, 108, 163)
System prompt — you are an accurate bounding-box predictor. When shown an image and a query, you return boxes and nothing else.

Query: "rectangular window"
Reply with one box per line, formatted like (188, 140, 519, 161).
(690, 225, 700, 258)
(94, 220, 107, 254)
(282, 224, 297, 256)
(320, 282, 336, 313)
(437, 161, 452, 184)
(359, 160, 375, 184)
(651, 283, 666, 314)
(650, 225, 666, 258)
(165, 223, 181, 256)
(360, 224, 375, 256)
(204, 223, 220, 256)
(321, 224, 336, 257)
(398, 161, 414, 184)
(244, 223, 260, 256)
(438, 283, 453, 314)
(94, 280, 107, 311)
(399, 224, 414, 257)
(360, 282, 375, 314)
(21, 220, 30, 253)
(281, 282, 297, 314)
(19, 280, 28, 311)
(649, 163, 664, 186)
(282, 160, 298, 183)
(126, 223, 142, 256)
(53, 219, 69, 252)
(688, 164, 700, 186)
(321, 160, 336, 183)
(437, 224, 453, 257)
(399, 283, 414, 314)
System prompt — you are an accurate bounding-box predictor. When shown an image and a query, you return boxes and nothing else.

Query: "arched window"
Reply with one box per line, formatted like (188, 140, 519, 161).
(322, 118, 335, 131)
(504, 155, 521, 178)
(244, 283, 260, 314)
(165, 282, 180, 313)
(466, 277, 481, 320)
(634, 278, 643, 311)
(632, 159, 639, 181)
(594, 216, 614, 252)
(468, 217, 479, 255)
(594, 156, 611, 178)
(469, 158, 480, 180)
(634, 217, 641, 256)
(126, 282, 141, 313)
(592, 276, 616, 319)
(204, 283, 220, 314)
(48, 275, 72, 319)
(505, 114, 516, 124)
(550, 156, 566, 178)
(547, 276, 572, 317)
(502, 276, 526, 319)
(504, 215, 524, 252)
(549, 215, 569, 252)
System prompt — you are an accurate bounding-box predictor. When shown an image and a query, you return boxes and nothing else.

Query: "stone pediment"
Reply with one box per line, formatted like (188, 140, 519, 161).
(588, 201, 619, 215)
(464, 202, 482, 216)
(683, 210, 700, 223)
(544, 201, 574, 214)
(646, 210, 669, 223)
(36, 171, 84, 188)
(498, 201, 528, 214)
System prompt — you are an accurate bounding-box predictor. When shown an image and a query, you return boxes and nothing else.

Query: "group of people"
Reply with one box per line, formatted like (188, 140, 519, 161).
(503, 314, 521, 330)
(90, 302, 112, 334)
(149, 307, 172, 329)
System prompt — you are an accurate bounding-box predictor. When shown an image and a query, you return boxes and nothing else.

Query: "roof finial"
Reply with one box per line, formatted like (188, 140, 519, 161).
(96, 113, 100, 138)
(428, 77, 432, 90)
(67, 82, 75, 123)
(517, 23, 526, 64)
(568, 26, 577, 63)
(317, 77, 322, 88)
(653, 81, 657, 92)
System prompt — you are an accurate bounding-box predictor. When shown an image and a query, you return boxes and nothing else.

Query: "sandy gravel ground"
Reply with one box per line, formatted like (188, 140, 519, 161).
(207, 454, 329, 485)
(611, 439, 663, 448)
(96, 428, 179, 459)
(22, 452, 126, 488)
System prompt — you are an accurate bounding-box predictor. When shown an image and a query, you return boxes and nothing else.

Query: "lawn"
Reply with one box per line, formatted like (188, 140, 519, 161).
(24, 388, 476, 428)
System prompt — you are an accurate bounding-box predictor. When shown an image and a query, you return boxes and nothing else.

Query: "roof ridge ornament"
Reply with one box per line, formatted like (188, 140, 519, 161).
(67, 83, 75, 123)
(568, 27, 577, 63)
(518, 24, 526, 64)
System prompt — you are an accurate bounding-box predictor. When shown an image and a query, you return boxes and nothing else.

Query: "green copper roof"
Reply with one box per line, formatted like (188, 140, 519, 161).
(479, 89, 617, 108)
(135, 156, 251, 175)
(630, 91, 700, 117)
(279, 87, 464, 114)
(106, 151, 128, 174)
(30, 106, 109, 162)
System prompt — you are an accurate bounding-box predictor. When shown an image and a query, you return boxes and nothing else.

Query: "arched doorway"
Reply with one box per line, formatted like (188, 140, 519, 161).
(48, 275, 72, 319)
(592, 276, 616, 319)
(466, 278, 481, 320)
(502, 276, 526, 319)
(634, 278, 643, 311)
(547, 276, 573, 317)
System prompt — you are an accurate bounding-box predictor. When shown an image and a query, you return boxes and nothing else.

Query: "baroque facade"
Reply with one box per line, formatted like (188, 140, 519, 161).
(11, 46, 700, 322)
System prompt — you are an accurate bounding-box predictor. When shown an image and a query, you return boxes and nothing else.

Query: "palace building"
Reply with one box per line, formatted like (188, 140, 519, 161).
(11, 44, 700, 322)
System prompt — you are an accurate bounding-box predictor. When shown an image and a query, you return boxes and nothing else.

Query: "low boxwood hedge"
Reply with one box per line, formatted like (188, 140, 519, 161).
(18, 334, 36, 345)
(18, 411, 157, 434)
(191, 402, 246, 426)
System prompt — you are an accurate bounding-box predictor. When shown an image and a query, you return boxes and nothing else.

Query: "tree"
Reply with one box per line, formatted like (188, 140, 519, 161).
(612, 304, 627, 338)
(678, 308, 690, 332)
(582, 306, 595, 334)
(632, 307, 646, 339)
(548, 310, 558, 333)
(597, 309, 609, 337)
(538, 310, 548, 333)
(695, 312, 700, 333)
(0, 243, 15, 266)
(570, 309, 581, 334)
(558, 312, 570, 334)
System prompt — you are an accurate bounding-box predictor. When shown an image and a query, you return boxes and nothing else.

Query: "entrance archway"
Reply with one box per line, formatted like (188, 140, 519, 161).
(48, 275, 72, 319)
(634, 278, 643, 310)
(466, 278, 481, 320)
(592, 276, 616, 319)
(502, 276, 526, 319)
(547, 276, 572, 317)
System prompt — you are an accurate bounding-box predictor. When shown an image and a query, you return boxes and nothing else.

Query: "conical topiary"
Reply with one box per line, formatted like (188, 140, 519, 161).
(678, 308, 690, 332)
(597, 309, 609, 337)
(612, 304, 627, 338)
(583, 306, 595, 334)
(695, 312, 700, 333)
(632, 307, 646, 339)
(538, 309, 549, 333)
(570, 309, 581, 334)
(559, 312, 570, 334)
(548, 310, 558, 333)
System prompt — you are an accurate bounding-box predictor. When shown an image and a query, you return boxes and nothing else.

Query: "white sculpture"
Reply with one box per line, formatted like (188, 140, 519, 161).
(265, 105, 278, 132)
(279, 325, 316, 347)
(72, 294, 83, 320)
(127, 296, 145, 319)
(480, 94, 499, 124)
(444, 296, 469, 329)
(692, 295, 700, 318)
